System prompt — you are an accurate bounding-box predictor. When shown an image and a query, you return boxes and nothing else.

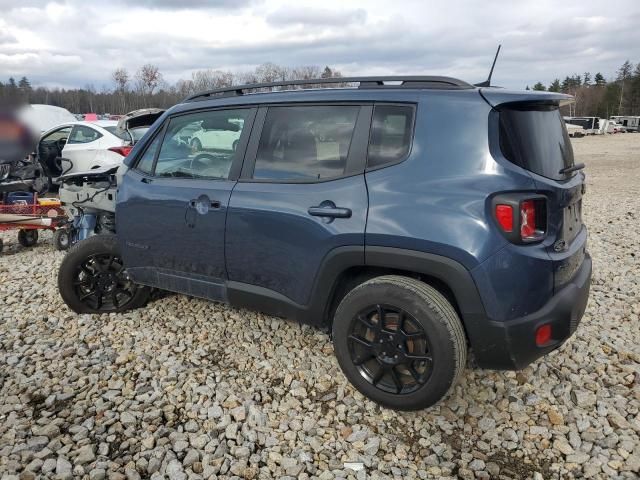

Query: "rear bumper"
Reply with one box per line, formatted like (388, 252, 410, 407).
(472, 251, 592, 370)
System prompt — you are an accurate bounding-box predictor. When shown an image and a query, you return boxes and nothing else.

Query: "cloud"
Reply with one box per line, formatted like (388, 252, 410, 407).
(0, 0, 639, 90)
(266, 7, 367, 27)
(0, 31, 16, 44)
(133, 0, 256, 9)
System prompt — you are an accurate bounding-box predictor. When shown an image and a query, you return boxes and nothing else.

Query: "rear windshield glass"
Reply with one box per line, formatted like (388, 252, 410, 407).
(104, 126, 131, 142)
(499, 106, 575, 180)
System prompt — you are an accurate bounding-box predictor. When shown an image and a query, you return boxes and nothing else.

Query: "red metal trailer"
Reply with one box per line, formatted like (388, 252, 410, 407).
(0, 198, 67, 253)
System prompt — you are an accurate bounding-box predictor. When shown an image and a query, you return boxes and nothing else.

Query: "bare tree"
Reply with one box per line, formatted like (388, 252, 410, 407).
(135, 64, 162, 96)
(255, 62, 289, 83)
(112, 68, 129, 91)
(112, 68, 129, 113)
(191, 69, 234, 92)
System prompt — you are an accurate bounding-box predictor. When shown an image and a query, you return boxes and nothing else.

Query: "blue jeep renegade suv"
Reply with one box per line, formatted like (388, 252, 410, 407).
(58, 76, 592, 410)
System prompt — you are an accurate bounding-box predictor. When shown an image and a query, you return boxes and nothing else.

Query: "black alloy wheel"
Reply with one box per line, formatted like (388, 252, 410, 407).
(58, 234, 150, 314)
(332, 275, 467, 410)
(348, 304, 432, 394)
(73, 253, 136, 311)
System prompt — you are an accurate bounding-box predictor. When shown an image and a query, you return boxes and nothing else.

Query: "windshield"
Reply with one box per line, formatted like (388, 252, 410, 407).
(499, 105, 575, 180)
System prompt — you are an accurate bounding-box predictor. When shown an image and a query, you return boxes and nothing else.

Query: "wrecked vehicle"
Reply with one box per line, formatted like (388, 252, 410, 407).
(0, 109, 49, 194)
(55, 165, 119, 250)
(37, 108, 165, 183)
(54, 110, 164, 249)
(57, 75, 591, 410)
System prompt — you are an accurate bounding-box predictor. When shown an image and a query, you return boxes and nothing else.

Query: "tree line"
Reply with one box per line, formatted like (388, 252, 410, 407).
(2, 59, 639, 118)
(527, 60, 640, 118)
(0, 63, 345, 115)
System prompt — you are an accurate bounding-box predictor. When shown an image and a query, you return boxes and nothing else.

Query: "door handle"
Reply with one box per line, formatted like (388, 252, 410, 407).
(308, 205, 352, 218)
(189, 199, 221, 210)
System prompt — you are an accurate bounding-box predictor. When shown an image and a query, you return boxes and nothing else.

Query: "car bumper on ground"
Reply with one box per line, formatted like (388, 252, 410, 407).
(473, 252, 592, 370)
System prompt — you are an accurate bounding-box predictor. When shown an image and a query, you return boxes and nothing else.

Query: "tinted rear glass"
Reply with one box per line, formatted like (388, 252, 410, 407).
(499, 106, 575, 180)
(367, 105, 414, 168)
(254, 105, 359, 181)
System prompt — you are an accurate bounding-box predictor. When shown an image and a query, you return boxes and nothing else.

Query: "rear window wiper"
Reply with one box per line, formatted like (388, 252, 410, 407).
(559, 163, 585, 175)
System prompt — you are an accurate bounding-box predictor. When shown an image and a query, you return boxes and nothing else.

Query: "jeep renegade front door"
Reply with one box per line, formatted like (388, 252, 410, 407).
(117, 108, 256, 300)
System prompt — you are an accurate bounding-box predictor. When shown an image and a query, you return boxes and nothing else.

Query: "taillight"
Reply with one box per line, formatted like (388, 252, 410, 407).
(494, 195, 547, 243)
(495, 204, 514, 232)
(108, 146, 133, 157)
(520, 200, 540, 240)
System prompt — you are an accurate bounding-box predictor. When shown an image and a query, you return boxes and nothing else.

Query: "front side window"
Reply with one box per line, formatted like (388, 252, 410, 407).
(153, 109, 251, 180)
(67, 125, 102, 144)
(253, 105, 359, 181)
(367, 105, 414, 169)
(135, 133, 162, 174)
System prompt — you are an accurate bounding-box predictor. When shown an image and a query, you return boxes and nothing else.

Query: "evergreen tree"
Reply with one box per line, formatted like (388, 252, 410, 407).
(583, 72, 591, 85)
(548, 79, 561, 92)
(18, 76, 31, 90)
(617, 60, 633, 115)
(617, 60, 633, 81)
(594, 72, 605, 86)
(532, 82, 546, 91)
(321, 66, 333, 78)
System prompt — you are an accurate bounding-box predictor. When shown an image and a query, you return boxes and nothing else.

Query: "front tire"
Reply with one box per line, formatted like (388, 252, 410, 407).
(332, 275, 467, 410)
(53, 228, 71, 251)
(58, 234, 150, 314)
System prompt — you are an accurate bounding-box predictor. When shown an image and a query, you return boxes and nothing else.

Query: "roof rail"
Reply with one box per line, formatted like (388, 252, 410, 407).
(184, 76, 473, 102)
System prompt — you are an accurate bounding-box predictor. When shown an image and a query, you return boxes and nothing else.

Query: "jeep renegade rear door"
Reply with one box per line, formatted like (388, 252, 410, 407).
(225, 104, 371, 310)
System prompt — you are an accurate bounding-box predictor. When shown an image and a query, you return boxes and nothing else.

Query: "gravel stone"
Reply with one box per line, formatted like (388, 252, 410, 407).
(56, 456, 72, 480)
(1, 135, 639, 480)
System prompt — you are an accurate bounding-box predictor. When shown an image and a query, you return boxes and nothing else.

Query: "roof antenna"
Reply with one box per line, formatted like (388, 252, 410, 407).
(475, 44, 501, 87)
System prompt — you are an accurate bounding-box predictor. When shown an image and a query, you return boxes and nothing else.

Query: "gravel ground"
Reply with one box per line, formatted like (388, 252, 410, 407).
(1, 134, 639, 480)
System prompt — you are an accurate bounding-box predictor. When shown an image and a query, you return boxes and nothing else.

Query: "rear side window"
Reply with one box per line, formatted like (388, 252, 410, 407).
(367, 105, 414, 168)
(499, 106, 575, 180)
(68, 125, 102, 144)
(253, 105, 359, 181)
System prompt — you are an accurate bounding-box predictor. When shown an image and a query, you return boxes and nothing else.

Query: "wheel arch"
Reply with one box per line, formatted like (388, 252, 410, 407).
(311, 246, 488, 340)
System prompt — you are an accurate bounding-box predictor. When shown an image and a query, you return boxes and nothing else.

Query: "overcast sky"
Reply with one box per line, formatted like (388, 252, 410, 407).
(1, 0, 639, 90)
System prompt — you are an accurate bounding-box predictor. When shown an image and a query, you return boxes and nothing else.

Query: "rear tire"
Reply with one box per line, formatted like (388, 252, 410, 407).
(332, 275, 467, 410)
(58, 234, 150, 314)
(18, 229, 38, 247)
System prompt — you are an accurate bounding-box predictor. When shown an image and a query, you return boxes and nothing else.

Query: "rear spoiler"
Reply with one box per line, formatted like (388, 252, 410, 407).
(480, 89, 574, 109)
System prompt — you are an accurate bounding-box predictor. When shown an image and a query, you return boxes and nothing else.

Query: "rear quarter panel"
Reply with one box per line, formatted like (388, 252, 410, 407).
(365, 90, 557, 322)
